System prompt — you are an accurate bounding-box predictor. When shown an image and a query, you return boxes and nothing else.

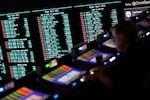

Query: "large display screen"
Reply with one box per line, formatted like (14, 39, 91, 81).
(42, 65, 86, 85)
(31, 6, 74, 61)
(0, 11, 37, 79)
(74, 1, 121, 43)
(0, 0, 122, 82)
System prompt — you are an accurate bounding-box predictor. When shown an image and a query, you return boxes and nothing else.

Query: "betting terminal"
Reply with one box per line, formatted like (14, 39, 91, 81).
(0, 31, 120, 100)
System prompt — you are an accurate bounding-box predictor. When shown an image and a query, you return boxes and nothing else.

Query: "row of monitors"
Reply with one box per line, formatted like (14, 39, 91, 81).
(0, 43, 120, 99)
(0, 0, 150, 81)
(1, 34, 149, 99)
(0, 1, 122, 80)
(0, 65, 87, 100)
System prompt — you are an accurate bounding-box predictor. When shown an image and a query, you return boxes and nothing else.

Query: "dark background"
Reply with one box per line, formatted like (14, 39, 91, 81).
(0, 0, 124, 12)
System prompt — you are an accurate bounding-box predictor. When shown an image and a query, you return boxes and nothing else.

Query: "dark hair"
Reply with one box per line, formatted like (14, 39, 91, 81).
(112, 21, 139, 43)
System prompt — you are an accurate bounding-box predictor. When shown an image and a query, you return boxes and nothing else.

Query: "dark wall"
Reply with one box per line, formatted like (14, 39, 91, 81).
(0, 0, 123, 12)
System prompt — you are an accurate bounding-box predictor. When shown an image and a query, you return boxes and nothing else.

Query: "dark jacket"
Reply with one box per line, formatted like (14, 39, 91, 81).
(104, 40, 150, 100)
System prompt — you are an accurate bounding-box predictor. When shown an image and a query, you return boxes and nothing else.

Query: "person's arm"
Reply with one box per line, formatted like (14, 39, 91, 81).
(95, 70, 112, 88)
(86, 61, 118, 88)
(87, 63, 115, 88)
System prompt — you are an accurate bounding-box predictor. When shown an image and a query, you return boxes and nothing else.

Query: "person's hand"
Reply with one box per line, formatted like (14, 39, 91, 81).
(84, 65, 112, 88)
(84, 65, 105, 80)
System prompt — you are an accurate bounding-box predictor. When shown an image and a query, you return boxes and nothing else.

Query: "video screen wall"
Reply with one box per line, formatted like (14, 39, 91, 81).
(0, 0, 122, 81)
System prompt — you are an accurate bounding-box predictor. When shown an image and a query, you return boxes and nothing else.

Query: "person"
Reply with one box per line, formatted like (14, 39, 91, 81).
(89, 20, 150, 100)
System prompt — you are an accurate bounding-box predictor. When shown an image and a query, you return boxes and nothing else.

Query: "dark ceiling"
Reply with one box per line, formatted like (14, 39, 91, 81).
(0, 0, 124, 12)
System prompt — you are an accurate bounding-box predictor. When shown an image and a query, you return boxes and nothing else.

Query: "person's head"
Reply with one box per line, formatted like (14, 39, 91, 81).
(111, 21, 139, 53)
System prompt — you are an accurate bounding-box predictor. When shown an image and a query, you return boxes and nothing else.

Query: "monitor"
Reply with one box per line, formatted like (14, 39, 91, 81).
(0, 11, 37, 80)
(42, 64, 86, 85)
(76, 49, 113, 64)
(0, 0, 123, 82)
(0, 86, 50, 100)
(31, 6, 74, 61)
(73, 1, 121, 43)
